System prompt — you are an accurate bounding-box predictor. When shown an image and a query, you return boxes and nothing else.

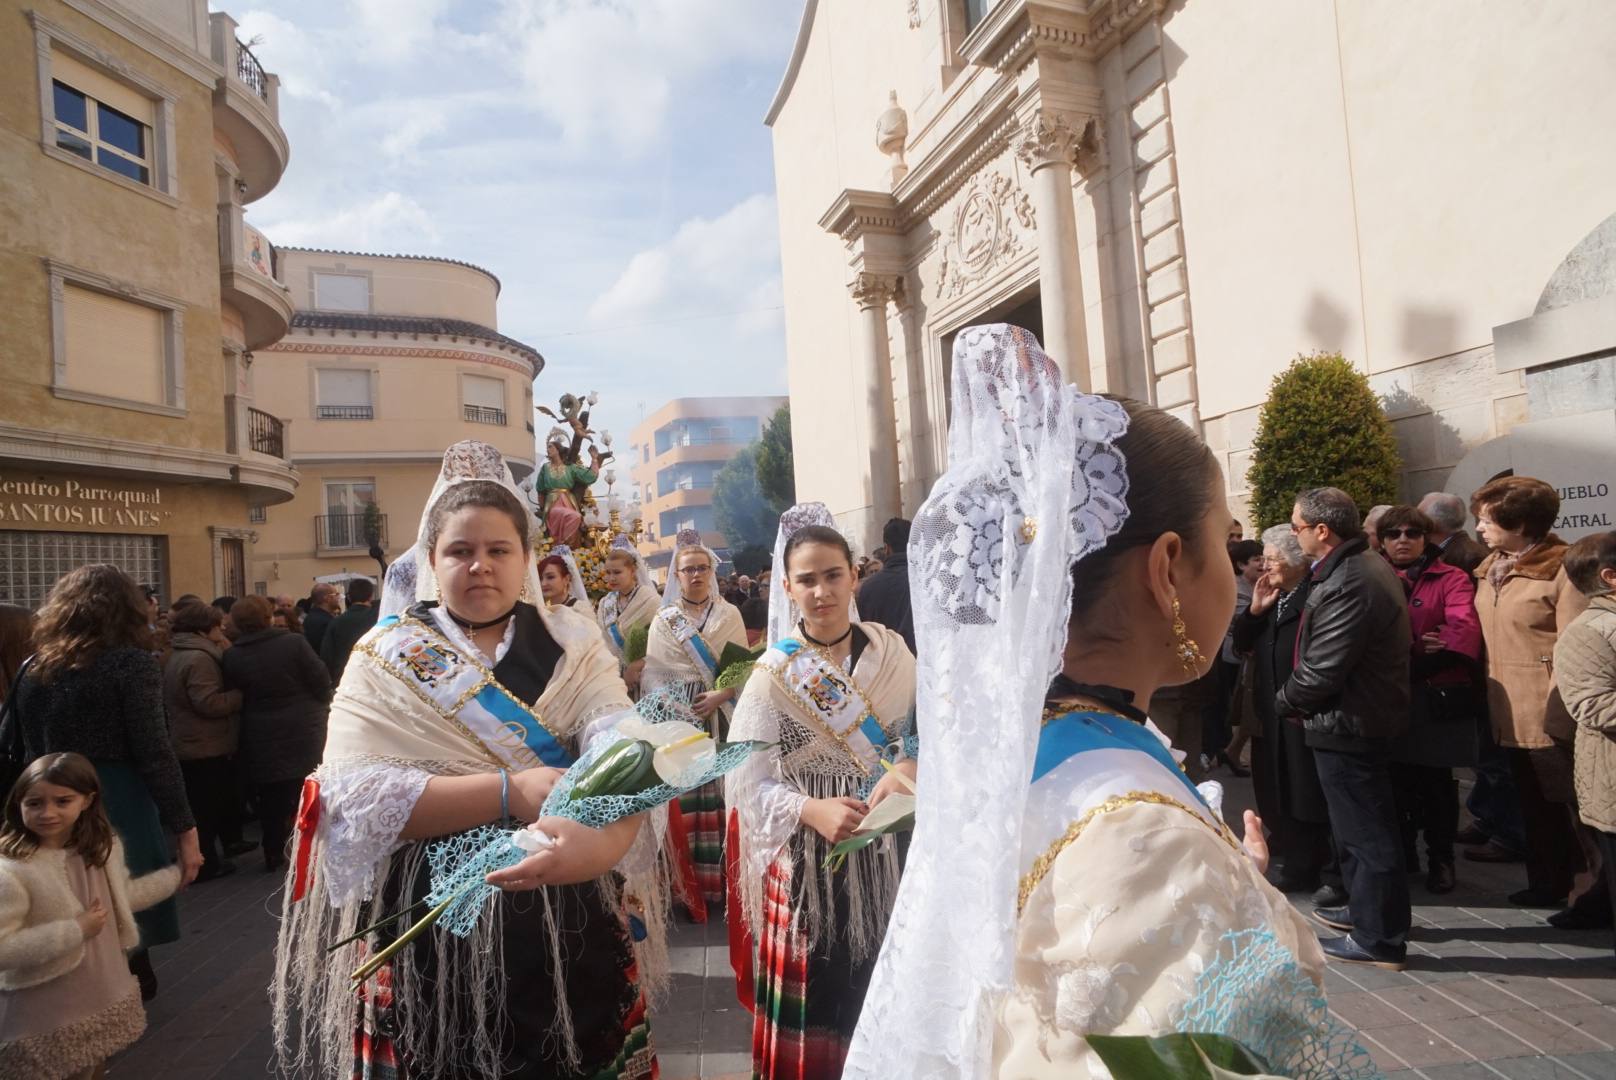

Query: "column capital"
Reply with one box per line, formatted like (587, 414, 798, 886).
(850, 272, 902, 311)
(1014, 109, 1103, 176)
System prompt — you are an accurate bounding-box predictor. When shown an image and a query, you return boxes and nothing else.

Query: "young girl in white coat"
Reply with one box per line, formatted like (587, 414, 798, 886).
(0, 752, 179, 1079)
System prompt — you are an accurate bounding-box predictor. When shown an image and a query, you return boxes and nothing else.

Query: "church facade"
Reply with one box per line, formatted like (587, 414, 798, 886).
(768, 0, 1616, 548)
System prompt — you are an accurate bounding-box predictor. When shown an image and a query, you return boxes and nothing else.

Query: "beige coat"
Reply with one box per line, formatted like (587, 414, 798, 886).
(1474, 537, 1588, 748)
(1555, 595, 1616, 832)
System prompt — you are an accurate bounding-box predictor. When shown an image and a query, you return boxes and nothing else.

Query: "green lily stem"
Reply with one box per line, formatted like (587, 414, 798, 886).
(327, 898, 432, 954)
(350, 893, 457, 986)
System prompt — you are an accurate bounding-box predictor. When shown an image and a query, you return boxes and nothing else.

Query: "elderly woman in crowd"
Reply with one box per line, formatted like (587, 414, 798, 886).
(221, 595, 332, 873)
(1234, 524, 1336, 899)
(1471, 477, 1592, 921)
(163, 600, 244, 882)
(1555, 531, 1616, 943)
(1378, 504, 1483, 895)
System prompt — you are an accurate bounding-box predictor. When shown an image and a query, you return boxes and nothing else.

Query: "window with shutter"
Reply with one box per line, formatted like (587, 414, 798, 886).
(462, 374, 506, 425)
(313, 273, 371, 313)
(63, 285, 166, 405)
(316, 369, 374, 419)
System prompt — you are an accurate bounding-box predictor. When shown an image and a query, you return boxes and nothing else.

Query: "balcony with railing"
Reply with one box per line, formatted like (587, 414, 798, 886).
(464, 404, 507, 425)
(208, 11, 289, 202)
(247, 407, 286, 458)
(316, 405, 374, 420)
(317, 512, 388, 552)
(219, 209, 292, 350)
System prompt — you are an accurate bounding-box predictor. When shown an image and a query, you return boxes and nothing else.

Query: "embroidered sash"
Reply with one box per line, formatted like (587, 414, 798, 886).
(1035, 709, 1207, 808)
(761, 637, 897, 775)
(366, 614, 575, 769)
(657, 604, 720, 685)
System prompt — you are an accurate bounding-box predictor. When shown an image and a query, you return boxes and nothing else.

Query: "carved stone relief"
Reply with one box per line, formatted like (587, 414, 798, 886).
(934, 170, 1035, 300)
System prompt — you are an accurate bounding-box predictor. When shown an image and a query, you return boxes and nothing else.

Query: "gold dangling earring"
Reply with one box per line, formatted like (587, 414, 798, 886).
(1170, 596, 1206, 675)
(518, 580, 532, 604)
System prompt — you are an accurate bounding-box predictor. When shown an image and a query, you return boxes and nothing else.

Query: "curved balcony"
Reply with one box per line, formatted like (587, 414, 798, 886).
(230, 404, 298, 506)
(209, 13, 289, 202)
(220, 216, 293, 350)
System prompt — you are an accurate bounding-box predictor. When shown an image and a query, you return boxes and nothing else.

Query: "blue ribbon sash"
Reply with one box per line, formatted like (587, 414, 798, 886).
(1034, 709, 1207, 809)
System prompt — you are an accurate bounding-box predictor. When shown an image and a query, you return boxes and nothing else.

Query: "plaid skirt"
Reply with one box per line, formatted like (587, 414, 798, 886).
(750, 846, 880, 1080)
(679, 778, 726, 908)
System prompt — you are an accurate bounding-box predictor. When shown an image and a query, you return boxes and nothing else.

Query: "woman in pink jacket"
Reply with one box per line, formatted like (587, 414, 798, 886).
(1380, 504, 1484, 894)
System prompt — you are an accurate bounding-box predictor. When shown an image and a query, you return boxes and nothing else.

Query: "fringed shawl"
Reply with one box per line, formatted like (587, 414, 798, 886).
(726, 620, 916, 960)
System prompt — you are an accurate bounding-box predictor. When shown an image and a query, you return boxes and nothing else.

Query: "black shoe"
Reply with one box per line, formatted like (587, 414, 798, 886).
(1453, 823, 1490, 846)
(1269, 871, 1321, 894)
(128, 950, 158, 1002)
(1312, 905, 1353, 932)
(1509, 887, 1569, 908)
(1464, 839, 1524, 864)
(195, 860, 238, 883)
(1319, 934, 1406, 971)
(1312, 883, 1348, 907)
(1426, 862, 1456, 895)
(1217, 751, 1251, 778)
(224, 839, 257, 857)
(1548, 904, 1616, 930)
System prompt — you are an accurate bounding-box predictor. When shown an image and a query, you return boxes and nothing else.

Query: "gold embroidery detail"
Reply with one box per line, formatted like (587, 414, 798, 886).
(349, 640, 502, 766)
(1019, 516, 1038, 543)
(396, 614, 569, 744)
(1016, 790, 1242, 916)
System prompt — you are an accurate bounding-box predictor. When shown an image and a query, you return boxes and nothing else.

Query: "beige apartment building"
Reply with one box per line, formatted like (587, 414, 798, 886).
(629, 396, 787, 572)
(249, 249, 542, 596)
(770, 0, 1616, 548)
(0, 0, 295, 606)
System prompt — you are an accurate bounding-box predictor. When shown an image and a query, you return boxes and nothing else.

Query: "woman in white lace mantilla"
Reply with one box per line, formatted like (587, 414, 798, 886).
(843, 326, 1374, 1080)
(727, 506, 917, 1080)
(271, 441, 661, 1080)
(642, 530, 749, 916)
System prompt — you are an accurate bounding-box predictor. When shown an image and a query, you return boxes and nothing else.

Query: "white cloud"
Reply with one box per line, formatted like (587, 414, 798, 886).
(498, 0, 793, 153)
(587, 193, 782, 335)
(236, 11, 342, 109)
(350, 0, 452, 61)
(261, 191, 441, 250)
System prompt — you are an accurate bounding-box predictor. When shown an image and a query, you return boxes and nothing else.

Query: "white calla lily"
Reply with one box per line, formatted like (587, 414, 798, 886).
(651, 729, 718, 787)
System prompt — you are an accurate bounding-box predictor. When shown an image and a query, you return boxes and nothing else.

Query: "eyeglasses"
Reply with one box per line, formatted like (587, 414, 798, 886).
(676, 565, 712, 577)
(1288, 520, 1319, 534)
(1382, 528, 1426, 540)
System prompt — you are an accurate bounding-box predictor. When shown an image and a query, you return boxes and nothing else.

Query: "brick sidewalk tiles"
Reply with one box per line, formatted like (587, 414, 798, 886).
(110, 787, 1614, 1079)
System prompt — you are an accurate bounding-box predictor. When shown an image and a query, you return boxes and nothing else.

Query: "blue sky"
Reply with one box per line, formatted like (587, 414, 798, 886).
(238, 0, 799, 470)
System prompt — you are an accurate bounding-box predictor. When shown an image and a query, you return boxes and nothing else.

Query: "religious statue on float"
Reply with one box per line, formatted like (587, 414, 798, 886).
(527, 391, 611, 548)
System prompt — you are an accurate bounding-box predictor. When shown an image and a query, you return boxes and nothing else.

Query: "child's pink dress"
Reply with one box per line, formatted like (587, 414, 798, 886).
(0, 854, 145, 1079)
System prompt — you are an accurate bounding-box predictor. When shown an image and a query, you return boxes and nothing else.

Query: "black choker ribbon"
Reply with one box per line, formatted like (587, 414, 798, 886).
(446, 606, 517, 632)
(799, 621, 854, 649)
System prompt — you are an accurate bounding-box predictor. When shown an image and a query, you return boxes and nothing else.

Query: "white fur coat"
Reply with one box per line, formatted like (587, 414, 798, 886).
(0, 837, 180, 990)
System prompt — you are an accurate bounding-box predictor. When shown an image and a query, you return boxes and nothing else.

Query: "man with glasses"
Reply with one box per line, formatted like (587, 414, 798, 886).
(1276, 487, 1414, 968)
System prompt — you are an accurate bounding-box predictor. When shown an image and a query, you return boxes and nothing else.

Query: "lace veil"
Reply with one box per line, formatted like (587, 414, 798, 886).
(842, 324, 1130, 1077)
(380, 440, 545, 619)
(610, 533, 657, 593)
(548, 544, 592, 608)
(765, 501, 860, 645)
(659, 527, 720, 608)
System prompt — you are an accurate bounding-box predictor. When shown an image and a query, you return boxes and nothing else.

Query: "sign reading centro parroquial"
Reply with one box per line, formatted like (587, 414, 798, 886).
(1508, 409, 1616, 541)
(0, 472, 171, 531)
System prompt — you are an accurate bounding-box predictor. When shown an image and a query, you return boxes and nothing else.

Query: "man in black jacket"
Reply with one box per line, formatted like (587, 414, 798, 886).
(303, 582, 340, 654)
(854, 518, 915, 653)
(1276, 487, 1412, 968)
(321, 577, 379, 682)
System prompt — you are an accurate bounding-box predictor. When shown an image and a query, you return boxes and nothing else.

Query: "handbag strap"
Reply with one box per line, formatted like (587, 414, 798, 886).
(0, 655, 35, 759)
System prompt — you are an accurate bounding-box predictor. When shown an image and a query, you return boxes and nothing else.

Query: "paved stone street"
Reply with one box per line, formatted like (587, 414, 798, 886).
(110, 777, 1615, 1079)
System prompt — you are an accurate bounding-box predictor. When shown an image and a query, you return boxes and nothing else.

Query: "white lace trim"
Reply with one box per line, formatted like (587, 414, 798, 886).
(318, 762, 433, 906)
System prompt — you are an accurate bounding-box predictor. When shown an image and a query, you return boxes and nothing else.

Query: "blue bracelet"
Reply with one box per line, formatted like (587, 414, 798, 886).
(499, 769, 511, 823)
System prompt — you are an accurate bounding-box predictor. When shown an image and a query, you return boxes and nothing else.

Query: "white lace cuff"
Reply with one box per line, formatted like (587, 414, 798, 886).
(319, 763, 433, 907)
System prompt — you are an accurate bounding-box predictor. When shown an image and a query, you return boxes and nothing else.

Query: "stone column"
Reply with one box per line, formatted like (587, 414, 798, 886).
(851, 272, 903, 536)
(1015, 109, 1091, 388)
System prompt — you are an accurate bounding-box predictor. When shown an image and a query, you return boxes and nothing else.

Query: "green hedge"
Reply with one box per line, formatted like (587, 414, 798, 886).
(1246, 352, 1402, 530)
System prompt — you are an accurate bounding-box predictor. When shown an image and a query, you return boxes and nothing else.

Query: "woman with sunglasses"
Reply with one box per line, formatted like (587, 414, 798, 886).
(1378, 504, 1484, 895)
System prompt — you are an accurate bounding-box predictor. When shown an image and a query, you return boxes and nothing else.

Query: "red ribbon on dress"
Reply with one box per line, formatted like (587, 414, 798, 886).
(291, 778, 321, 902)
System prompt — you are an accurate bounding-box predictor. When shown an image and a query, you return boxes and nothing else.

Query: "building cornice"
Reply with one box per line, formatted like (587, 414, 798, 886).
(764, 0, 818, 127)
(263, 338, 537, 380)
(961, 0, 1162, 72)
(0, 422, 238, 482)
(48, 0, 223, 87)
